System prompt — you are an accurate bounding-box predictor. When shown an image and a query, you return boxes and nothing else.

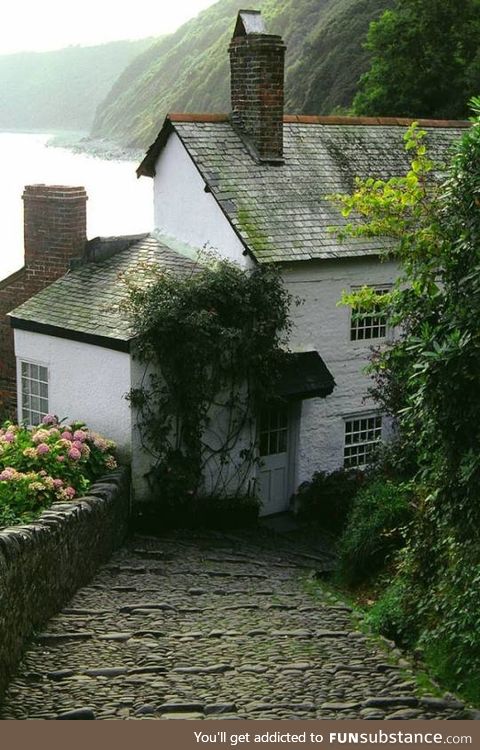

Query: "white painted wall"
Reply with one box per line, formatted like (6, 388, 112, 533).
(14, 330, 132, 459)
(153, 132, 252, 268)
(283, 256, 400, 485)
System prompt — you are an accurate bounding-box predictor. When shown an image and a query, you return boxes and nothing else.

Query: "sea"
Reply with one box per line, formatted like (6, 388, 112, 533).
(0, 131, 153, 281)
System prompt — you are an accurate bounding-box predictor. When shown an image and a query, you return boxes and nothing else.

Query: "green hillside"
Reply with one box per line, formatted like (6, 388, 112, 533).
(92, 0, 392, 149)
(0, 39, 154, 133)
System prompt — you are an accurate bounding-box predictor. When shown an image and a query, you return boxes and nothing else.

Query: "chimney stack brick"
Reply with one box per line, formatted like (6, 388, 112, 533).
(0, 184, 87, 416)
(229, 13, 286, 162)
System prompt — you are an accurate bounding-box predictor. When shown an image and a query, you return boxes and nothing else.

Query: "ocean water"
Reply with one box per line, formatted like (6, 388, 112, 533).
(0, 132, 153, 281)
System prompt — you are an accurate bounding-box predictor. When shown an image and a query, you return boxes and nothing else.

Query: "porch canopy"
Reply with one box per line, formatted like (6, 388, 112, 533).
(277, 350, 335, 401)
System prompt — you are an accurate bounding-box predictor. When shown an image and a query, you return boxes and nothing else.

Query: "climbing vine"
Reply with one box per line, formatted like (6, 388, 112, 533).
(122, 254, 293, 507)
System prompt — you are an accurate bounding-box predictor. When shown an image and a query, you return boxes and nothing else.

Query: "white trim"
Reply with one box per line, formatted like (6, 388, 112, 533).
(17, 357, 50, 426)
(343, 411, 383, 469)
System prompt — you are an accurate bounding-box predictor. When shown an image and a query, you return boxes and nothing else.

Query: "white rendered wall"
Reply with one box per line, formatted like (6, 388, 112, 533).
(14, 330, 132, 458)
(153, 132, 252, 268)
(283, 256, 400, 485)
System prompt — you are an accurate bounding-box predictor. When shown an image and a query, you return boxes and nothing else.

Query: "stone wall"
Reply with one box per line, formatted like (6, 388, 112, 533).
(0, 467, 130, 699)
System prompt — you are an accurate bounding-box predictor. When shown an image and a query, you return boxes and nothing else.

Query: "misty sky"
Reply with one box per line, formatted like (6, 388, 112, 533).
(1, 0, 218, 54)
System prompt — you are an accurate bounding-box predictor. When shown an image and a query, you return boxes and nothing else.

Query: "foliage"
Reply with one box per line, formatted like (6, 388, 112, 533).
(92, 0, 391, 148)
(354, 0, 480, 119)
(0, 39, 152, 133)
(330, 101, 480, 699)
(124, 255, 293, 506)
(337, 478, 413, 585)
(0, 416, 117, 527)
(294, 468, 366, 534)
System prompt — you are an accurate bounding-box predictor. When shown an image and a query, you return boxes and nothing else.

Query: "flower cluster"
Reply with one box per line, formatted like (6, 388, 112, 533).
(0, 416, 117, 528)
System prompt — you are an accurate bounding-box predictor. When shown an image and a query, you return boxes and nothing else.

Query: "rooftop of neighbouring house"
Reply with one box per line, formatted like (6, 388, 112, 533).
(9, 233, 201, 350)
(137, 113, 469, 264)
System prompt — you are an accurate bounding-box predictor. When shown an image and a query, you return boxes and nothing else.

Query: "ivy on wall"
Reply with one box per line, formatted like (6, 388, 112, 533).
(122, 254, 294, 506)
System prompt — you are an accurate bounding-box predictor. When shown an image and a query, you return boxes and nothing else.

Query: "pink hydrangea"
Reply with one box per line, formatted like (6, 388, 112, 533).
(2, 432, 15, 443)
(0, 468, 16, 481)
(73, 430, 87, 442)
(68, 446, 82, 461)
(56, 455, 65, 463)
(64, 486, 76, 499)
(72, 440, 84, 451)
(42, 414, 58, 425)
(61, 431, 73, 441)
(36, 443, 50, 455)
(53, 478, 64, 489)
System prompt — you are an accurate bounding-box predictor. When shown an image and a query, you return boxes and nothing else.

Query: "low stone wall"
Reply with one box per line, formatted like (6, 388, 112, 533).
(0, 467, 130, 699)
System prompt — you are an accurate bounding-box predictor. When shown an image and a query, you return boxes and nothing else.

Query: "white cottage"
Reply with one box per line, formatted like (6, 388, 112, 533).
(8, 11, 467, 514)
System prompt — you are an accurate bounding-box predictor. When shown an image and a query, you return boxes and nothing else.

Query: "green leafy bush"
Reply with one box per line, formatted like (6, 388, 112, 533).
(0, 416, 117, 527)
(294, 468, 365, 534)
(337, 479, 413, 586)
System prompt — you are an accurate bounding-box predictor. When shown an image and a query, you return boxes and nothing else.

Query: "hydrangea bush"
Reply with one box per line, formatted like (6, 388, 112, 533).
(0, 415, 117, 528)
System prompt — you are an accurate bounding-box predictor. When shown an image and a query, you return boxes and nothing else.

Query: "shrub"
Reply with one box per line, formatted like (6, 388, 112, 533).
(0, 416, 117, 527)
(367, 573, 414, 646)
(294, 468, 365, 534)
(337, 479, 413, 586)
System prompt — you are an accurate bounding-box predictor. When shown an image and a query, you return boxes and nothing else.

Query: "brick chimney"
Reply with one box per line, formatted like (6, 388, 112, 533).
(229, 10, 286, 163)
(23, 185, 87, 276)
(0, 185, 88, 416)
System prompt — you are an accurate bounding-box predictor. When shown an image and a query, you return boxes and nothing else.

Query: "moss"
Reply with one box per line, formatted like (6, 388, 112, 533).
(236, 207, 273, 255)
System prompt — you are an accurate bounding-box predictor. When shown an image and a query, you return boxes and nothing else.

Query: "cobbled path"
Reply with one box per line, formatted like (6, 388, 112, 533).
(0, 529, 468, 720)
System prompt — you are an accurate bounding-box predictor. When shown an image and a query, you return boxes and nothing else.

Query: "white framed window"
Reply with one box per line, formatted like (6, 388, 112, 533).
(350, 286, 390, 342)
(20, 361, 49, 426)
(344, 414, 382, 469)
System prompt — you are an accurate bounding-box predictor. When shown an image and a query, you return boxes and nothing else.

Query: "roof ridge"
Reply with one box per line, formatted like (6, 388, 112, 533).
(167, 112, 470, 128)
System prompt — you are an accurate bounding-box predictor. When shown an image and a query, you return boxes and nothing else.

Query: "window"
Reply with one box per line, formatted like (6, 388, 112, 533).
(259, 407, 288, 456)
(344, 415, 382, 469)
(20, 361, 49, 426)
(350, 286, 390, 341)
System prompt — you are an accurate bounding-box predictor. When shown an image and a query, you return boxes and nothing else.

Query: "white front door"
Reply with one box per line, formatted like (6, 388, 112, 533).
(258, 406, 291, 516)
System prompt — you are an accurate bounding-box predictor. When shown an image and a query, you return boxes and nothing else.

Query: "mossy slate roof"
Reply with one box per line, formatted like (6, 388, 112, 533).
(10, 234, 199, 344)
(139, 116, 468, 264)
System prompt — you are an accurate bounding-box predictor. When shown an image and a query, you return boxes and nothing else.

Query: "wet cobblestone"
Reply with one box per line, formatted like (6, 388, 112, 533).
(0, 529, 468, 720)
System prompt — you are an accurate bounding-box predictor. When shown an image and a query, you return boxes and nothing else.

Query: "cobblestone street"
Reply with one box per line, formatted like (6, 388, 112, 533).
(0, 529, 468, 720)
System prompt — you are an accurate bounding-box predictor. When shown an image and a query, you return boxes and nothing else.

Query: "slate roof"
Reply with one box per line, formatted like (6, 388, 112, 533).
(9, 233, 200, 348)
(278, 351, 335, 400)
(138, 114, 469, 264)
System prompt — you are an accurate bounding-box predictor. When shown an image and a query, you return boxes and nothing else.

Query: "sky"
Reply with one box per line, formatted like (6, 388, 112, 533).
(0, 0, 218, 54)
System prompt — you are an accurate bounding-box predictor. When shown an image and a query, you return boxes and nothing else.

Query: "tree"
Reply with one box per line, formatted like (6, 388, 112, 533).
(331, 101, 480, 700)
(353, 0, 480, 119)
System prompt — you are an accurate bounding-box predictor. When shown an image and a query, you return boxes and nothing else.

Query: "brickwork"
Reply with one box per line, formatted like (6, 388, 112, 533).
(229, 33, 286, 162)
(0, 185, 87, 416)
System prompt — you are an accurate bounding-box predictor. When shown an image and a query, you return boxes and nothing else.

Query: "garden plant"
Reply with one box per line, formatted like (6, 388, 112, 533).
(0, 415, 117, 528)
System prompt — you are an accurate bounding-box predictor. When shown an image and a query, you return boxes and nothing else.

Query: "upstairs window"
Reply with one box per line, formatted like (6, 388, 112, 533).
(20, 361, 49, 426)
(344, 415, 382, 469)
(350, 286, 390, 341)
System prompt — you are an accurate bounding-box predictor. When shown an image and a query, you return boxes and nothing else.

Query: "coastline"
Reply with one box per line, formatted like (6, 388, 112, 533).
(47, 132, 143, 162)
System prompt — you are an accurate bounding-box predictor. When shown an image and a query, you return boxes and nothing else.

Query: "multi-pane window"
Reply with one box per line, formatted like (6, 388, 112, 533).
(259, 407, 288, 456)
(21, 361, 49, 426)
(350, 286, 390, 341)
(344, 415, 382, 469)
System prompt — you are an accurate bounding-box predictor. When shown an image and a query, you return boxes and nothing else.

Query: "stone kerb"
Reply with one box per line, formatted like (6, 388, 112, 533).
(0, 467, 130, 699)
